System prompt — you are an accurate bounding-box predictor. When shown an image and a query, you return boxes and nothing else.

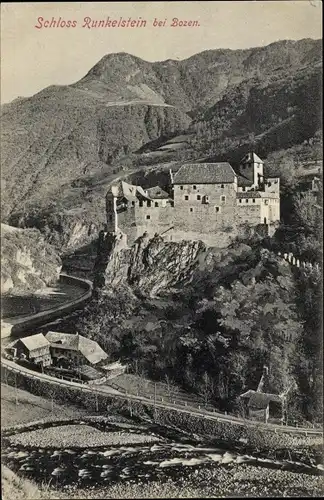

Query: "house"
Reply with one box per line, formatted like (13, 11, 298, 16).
(240, 390, 283, 423)
(105, 152, 280, 248)
(45, 331, 108, 368)
(12, 333, 52, 367)
(239, 366, 284, 423)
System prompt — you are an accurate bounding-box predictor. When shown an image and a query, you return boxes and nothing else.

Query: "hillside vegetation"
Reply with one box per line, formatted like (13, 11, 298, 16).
(75, 232, 322, 425)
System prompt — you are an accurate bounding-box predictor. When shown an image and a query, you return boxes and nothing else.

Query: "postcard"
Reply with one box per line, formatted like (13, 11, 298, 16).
(1, 1, 323, 498)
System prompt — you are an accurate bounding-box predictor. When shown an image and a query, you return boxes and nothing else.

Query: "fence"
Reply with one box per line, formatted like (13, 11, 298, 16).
(277, 251, 320, 271)
(2, 357, 322, 437)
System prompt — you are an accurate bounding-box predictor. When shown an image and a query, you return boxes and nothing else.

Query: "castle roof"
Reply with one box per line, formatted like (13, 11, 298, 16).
(236, 191, 279, 199)
(107, 181, 150, 201)
(236, 192, 262, 198)
(173, 162, 236, 185)
(237, 175, 253, 187)
(146, 186, 170, 199)
(240, 152, 264, 164)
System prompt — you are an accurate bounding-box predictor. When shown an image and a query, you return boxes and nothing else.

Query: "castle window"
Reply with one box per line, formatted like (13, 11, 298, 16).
(193, 185, 197, 190)
(220, 195, 226, 203)
(190, 208, 194, 212)
(131, 201, 135, 206)
(221, 184, 224, 188)
(146, 215, 151, 220)
(239, 199, 242, 203)
(147, 201, 151, 207)
(215, 206, 220, 213)
(203, 195, 209, 204)
(252, 199, 256, 203)
(170, 201, 174, 207)
(139, 201, 143, 207)
(197, 195, 201, 200)
(246, 199, 249, 203)
(180, 186, 183, 190)
(155, 202, 159, 207)
(185, 195, 189, 200)
(242, 187, 246, 192)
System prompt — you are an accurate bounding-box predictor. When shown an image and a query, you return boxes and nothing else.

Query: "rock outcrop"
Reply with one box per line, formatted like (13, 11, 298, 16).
(93, 231, 209, 297)
(1, 224, 62, 295)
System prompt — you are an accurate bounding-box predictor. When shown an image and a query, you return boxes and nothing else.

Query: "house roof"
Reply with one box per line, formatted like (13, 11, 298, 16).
(146, 186, 170, 199)
(45, 331, 79, 349)
(45, 331, 108, 365)
(248, 392, 282, 410)
(240, 389, 256, 399)
(173, 162, 236, 185)
(241, 152, 264, 164)
(18, 333, 50, 352)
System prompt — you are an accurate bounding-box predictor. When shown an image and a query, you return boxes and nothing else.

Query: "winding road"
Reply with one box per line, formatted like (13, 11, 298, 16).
(1, 273, 323, 437)
(1, 274, 92, 338)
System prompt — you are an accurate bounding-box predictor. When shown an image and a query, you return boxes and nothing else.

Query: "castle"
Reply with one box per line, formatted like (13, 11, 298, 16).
(105, 152, 280, 247)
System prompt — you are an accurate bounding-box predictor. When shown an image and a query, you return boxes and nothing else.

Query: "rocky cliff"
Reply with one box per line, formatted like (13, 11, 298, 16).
(1, 224, 62, 295)
(92, 230, 257, 298)
(93, 231, 211, 297)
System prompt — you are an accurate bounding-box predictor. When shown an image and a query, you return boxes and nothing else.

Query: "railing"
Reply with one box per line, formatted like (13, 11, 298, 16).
(2, 357, 323, 437)
(3, 274, 93, 334)
(278, 251, 320, 271)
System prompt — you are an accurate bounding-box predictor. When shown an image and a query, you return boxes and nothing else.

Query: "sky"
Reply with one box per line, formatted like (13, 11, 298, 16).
(1, 1, 322, 103)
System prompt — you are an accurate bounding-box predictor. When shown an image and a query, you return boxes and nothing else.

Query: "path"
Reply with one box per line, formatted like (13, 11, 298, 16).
(2, 356, 322, 437)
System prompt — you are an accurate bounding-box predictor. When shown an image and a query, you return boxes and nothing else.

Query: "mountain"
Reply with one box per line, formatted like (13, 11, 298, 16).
(1, 38, 322, 251)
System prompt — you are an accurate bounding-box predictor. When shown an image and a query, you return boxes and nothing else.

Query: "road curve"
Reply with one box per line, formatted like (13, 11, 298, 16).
(1, 274, 92, 337)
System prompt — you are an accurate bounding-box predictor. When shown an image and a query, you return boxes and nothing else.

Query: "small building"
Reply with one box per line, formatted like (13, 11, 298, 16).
(239, 365, 284, 423)
(100, 360, 127, 379)
(45, 331, 108, 368)
(12, 333, 52, 367)
(240, 390, 283, 423)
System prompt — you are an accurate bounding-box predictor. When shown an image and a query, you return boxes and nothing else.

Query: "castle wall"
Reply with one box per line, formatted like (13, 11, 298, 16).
(173, 182, 237, 235)
(267, 199, 280, 223)
(236, 203, 262, 225)
(264, 178, 280, 194)
(114, 200, 174, 245)
(168, 230, 233, 248)
(236, 197, 280, 225)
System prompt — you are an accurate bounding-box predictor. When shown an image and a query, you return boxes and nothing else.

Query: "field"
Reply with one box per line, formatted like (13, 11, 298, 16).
(2, 384, 323, 499)
(1, 384, 87, 427)
(2, 461, 323, 500)
(107, 373, 215, 410)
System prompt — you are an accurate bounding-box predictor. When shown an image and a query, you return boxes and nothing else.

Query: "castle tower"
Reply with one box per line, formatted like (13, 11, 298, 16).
(239, 152, 264, 187)
(105, 184, 119, 233)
